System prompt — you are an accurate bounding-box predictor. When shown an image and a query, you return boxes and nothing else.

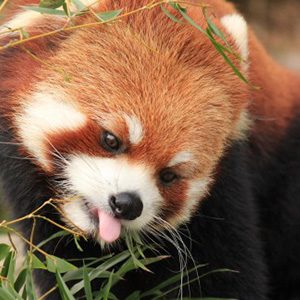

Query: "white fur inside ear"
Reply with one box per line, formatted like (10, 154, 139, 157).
(221, 14, 249, 71)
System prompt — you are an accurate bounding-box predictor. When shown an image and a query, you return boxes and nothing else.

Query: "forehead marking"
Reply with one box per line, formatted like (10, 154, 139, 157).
(17, 90, 87, 168)
(1, 0, 96, 37)
(168, 151, 194, 168)
(124, 115, 144, 145)
(0, 11, 44, 37)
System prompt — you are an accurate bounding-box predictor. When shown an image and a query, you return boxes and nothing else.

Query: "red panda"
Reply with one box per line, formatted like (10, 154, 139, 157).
(0, 0, 299, 299)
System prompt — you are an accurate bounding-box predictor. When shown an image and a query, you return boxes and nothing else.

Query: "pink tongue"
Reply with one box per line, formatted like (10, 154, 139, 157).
(98, 210, 121, 243)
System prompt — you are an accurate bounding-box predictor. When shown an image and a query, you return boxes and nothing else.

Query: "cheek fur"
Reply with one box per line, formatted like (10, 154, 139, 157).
(158, 181, 189, 221)
(62, 155, 164, 231)
(159, 177, 211, 226)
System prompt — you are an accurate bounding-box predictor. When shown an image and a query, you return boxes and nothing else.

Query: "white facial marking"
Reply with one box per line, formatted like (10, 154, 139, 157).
(221, 14, 249, 72)
(0, 0, 96, 38)
(64, 155, 163, 232)
(0, 11, 44, 37)
(16, 90, 87, 168)
(124, 115, 144, 145)
(233, 109, 251, 140)
(171, 177, 211, 225)
(62, 199, 95, 234)
(168, 151, 194, 168)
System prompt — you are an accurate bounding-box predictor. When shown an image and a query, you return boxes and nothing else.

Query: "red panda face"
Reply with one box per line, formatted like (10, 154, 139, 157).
(6, 4, 250, 244)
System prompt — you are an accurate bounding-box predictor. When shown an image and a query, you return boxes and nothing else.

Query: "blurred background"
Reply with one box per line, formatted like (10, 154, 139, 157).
(0, 0, 300, 221)
(230, 0, 300, 72)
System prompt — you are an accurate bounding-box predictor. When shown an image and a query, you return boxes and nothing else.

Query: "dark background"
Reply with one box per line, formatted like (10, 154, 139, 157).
(0, 0, 300, 220)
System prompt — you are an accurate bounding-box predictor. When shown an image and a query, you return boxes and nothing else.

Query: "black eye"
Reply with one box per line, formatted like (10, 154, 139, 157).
(159, 169, 178, 185)
(102, 131, 121, 152)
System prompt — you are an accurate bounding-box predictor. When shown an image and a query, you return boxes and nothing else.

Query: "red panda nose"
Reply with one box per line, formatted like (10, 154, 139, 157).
(109, 192, 143, 220)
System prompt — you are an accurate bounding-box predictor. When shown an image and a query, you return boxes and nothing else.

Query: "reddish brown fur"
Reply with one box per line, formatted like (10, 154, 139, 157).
(1, 0, 299, 222)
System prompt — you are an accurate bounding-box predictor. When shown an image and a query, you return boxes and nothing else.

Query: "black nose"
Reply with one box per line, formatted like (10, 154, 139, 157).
(109, 192, 143, 220)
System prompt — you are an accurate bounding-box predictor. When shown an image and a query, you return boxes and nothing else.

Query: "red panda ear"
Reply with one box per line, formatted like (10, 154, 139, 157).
(220, 14, 249, 72)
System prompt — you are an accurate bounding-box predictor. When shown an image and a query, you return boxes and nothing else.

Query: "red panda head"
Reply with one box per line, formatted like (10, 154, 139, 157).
(1, 0, 250, 243)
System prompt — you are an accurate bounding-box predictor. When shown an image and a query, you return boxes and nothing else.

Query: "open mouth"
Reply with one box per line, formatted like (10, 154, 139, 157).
(83, 200, 122, 243)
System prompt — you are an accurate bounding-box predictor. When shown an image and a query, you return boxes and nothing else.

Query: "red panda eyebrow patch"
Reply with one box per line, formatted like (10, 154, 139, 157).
(16, 90, 87, 168)
(167, 151, 195, 168)
(124, 115, 144, 145)
(0, 10, 45, 37)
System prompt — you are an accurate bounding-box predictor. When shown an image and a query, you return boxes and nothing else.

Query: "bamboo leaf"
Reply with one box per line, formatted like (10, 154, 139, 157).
(168, 298, 238, 300)
(161, 5, 184, 24)
(206, 29, 259, 88)
(46, 255, 77, 273)
(125, 291, 141, 300)
(39, 0, 65, 9)
(103, 270, 114, 300)
(56, 270, 76, 300)
(96, 9, 123, 21)
(140, 264, 207, 298)
(0, 244, 10, 261)
(6, 251, 15, 285)
(31, 254, 47, 270)
(83, 264, 93, 300)
(1, 251, 13, 278)
(0, 286, 16, 300)
(93, 290, 118, 300)
(21, 5, 71, 16)
(71, 0, 86, 10)
(70, 250, 131, 295)
(26, 257, 37, 300)
(203, 8, 231, 49)
(14, 269, 27, 293)
(74, 236, 83, 252)
(36, 230, 70, 249)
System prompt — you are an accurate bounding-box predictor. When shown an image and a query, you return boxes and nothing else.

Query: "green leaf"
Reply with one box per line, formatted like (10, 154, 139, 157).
(93, 290, 118, 300)
(56, 270, 76, 300)
(71, 0, 86, 10)
(206, 28, 259, 89)
(103, 270, 114, 300)
(74, 236, 83, 252)
(0, 286, 16, 300)
(21, 5, 71, 16)
(174, 5, 258, 89)
(14, 269, 27, 293)
(31, 254, 47, 270)
(140, 264, 207, 298)
(1, 251, 13, 278)
(96, 9, 123, 21)
(64, 269, 114, 281)
(20, 29, 30, 38)
(169, 2, 187, 13)
(203, 8, 231, 49)
(62, 2, 71, 18)
(161, 5, 184, 24)
(6, 252, 15, 285)
(39, 0, 65, 9)
(155, 269, 238, 300)
(168, 298, 238, 300)
(83, 264, 93, 300)
(125, 291, 141, 300)
(46, 255, 77, 273)
(26, 257, 37, 300)
(125, 235, 150, 272)
(70, 250, 130, 295)
(0, 244, 10, 261)
(36, 230, 70, 249)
